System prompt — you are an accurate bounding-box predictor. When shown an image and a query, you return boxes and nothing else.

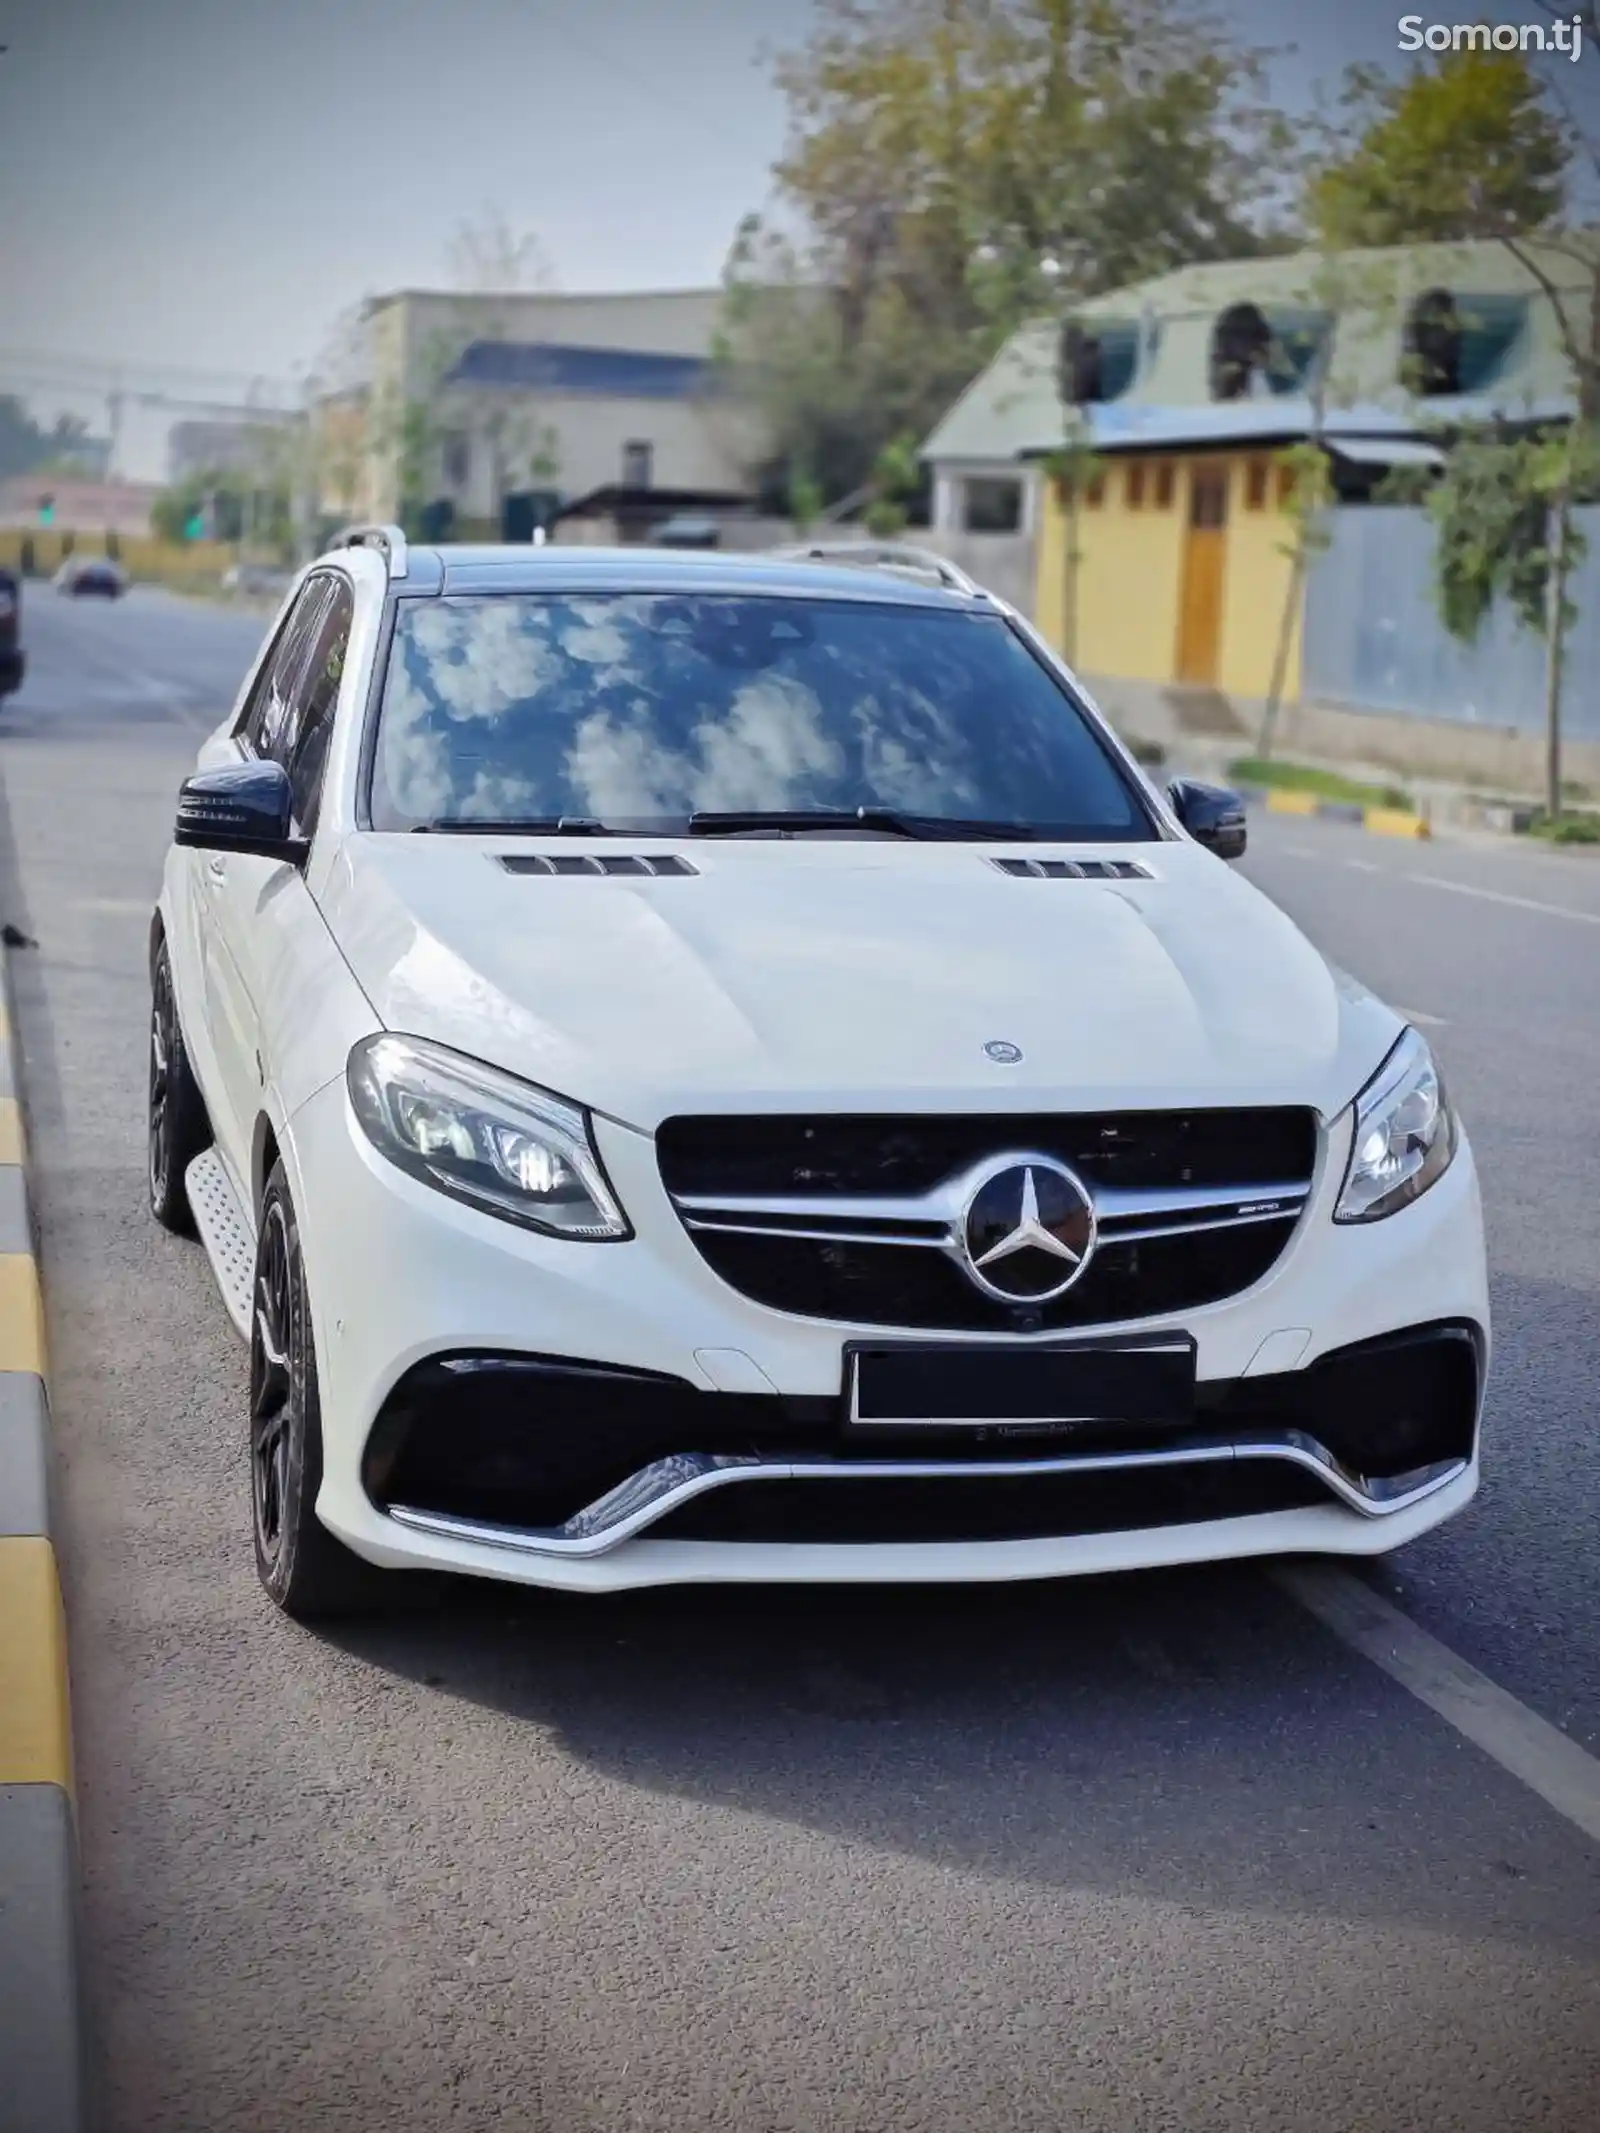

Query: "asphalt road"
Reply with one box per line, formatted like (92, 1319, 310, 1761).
(3, 587, 1598, 2133)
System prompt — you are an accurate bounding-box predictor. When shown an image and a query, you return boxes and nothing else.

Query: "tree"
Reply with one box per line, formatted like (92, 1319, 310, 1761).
(0, 399, 95, 481)
(353, 215, 563, 538)
(722, 0, 1297, 508)
(432, 214, 561, 534)
(1309, 33, 1597, 818)
(1308, 48, 1569, 249)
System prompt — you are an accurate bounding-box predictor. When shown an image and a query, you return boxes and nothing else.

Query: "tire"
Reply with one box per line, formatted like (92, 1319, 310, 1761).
(148, 938, 211, 1235)
(250, 1162, 384, 1620)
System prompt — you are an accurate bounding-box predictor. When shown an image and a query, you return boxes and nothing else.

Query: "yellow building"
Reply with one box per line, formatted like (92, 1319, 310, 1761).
(1035, 448, 1303, 702)
(923, 238, 1587, 703)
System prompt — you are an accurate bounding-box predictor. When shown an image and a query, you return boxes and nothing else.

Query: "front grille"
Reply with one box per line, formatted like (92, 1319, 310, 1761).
(658, 1107, 1316, 1200)
(652, 1462, 1329, 1545)
(683, 1218, 1294, 1332)
(661, 1108, 1316, 1332)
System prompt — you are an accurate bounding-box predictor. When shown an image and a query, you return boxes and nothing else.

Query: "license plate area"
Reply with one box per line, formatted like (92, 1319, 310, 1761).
(844, 1336, 1196, 1445)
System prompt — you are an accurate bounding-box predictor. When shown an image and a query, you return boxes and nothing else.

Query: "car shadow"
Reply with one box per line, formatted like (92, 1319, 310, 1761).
(324, 1528, 1600, 1960)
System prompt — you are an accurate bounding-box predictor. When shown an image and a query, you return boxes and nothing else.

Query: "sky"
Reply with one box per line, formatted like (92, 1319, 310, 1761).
(0, 0, 1586, 476)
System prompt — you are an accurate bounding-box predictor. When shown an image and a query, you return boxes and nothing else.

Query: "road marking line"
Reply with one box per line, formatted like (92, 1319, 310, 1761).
(1275, 1564, 1600, 1847)
(0, 1255, 46, 1376)
(1345, 858, 1380, 873)
(0, 1099, 23, 1165)
(0, 1537, 74, 1793)
(1410, 874, 1600, 927)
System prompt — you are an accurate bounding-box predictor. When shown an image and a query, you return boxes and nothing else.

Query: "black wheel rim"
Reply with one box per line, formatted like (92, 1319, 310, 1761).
(250, 1200, 297, 1565)
(148, 958, 173, 1203)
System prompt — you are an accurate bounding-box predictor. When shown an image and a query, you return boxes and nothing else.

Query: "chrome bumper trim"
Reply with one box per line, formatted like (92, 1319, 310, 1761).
(387, 1437, 1469, 1561)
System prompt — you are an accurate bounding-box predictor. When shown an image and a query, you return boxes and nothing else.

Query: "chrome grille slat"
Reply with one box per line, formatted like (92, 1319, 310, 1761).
(674, 1173, 1310, 1235)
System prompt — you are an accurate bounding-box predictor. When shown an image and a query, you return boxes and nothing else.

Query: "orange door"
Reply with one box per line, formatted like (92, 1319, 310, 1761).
(1175, 463, 1229, 685)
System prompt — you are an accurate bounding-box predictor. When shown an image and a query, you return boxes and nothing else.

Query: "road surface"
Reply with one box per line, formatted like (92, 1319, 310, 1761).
(3, 588, 1598, 2133)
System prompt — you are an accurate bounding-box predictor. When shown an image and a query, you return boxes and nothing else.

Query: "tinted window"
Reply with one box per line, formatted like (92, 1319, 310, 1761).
(370, 594, 1147, 839)
(240, 580, 330, 760)
(285, 579, 354, 834)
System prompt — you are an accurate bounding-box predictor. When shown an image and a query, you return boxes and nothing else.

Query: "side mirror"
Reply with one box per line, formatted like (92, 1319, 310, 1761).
(1167, 777, 1247, 861)
(174, 760, 308, 865)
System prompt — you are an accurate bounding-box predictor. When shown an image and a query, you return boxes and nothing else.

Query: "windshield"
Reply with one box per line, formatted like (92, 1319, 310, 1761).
(369, 593, 1151, 839)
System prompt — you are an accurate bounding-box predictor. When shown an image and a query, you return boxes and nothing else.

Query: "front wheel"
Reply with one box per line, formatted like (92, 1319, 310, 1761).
(250, 1164, 384, 1620)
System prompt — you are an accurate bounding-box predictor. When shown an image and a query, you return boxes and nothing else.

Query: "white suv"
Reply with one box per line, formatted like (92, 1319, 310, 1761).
(150, 528, 1489, 1619)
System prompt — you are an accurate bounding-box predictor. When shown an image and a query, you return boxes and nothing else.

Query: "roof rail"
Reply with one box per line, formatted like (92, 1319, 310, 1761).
(769, 540, 984, 598)
(330, 522, 409, 579)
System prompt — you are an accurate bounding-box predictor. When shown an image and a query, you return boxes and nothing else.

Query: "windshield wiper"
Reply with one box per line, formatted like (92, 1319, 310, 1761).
(687, 807, 1036, 841)
(411, 816, 608, 836)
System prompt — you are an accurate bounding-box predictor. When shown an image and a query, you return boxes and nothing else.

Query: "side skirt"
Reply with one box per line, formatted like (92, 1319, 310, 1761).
(185, 1148, 256, 1341)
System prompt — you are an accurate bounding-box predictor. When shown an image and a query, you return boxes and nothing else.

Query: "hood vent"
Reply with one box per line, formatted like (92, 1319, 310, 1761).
(989, 857, 1153, 881)
(498, 852, 698, 878)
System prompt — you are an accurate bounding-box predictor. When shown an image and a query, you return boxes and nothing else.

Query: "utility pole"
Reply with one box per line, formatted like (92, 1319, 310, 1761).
(106, 381, 124, 480)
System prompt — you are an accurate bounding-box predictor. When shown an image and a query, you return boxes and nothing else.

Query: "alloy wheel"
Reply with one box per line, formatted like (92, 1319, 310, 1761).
(250, 1198, 297, 1565)
(148, 959, 173, 1202)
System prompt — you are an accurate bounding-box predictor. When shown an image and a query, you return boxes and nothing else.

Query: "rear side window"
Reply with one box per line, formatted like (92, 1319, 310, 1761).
(239, 579, 330, 760)
(284, 580, 354, 834)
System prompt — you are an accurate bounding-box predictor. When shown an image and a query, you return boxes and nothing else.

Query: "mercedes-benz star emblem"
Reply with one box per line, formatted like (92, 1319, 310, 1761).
(984, 1040, 1023, 1064)
(959, 1157, 1097, 1303)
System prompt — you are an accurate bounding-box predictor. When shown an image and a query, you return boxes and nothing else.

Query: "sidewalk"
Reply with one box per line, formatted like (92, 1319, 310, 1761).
(1082, 673, 1599, 846)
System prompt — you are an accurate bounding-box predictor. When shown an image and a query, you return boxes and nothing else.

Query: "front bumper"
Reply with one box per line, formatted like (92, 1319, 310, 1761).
(282, 1077, 1490, 1593)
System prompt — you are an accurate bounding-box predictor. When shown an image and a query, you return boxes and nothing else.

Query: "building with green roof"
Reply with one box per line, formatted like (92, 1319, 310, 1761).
(923, 239, 1589, 702)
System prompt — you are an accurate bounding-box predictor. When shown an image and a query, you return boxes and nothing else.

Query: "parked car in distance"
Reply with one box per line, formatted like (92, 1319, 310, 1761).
(54, 555, 127, 598)
(150, 528, 1489, 1621)
(0, 568, 24, 698)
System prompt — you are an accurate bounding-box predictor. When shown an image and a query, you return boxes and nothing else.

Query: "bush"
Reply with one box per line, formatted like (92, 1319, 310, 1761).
(1228, 756, 1414, 811)
(1525, 809, 1600, 845)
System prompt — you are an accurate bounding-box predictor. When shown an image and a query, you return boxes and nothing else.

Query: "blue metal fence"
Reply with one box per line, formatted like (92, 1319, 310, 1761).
(1302, 505, 1600, 742)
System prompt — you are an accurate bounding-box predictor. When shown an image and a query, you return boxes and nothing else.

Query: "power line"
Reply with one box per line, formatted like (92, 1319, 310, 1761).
(0, 343, 298, 402)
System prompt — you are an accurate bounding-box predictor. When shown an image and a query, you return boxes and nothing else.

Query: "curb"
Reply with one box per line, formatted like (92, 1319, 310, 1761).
(0, 943, 85, 2133)
(1245, 785, 1431, 840)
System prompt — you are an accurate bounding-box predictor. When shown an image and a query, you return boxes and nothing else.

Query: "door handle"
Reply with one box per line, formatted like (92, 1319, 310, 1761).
(206, 855, 227, 882)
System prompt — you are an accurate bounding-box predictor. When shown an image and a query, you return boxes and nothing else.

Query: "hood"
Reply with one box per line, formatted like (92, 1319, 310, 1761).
(319, 834, 1403, 1130)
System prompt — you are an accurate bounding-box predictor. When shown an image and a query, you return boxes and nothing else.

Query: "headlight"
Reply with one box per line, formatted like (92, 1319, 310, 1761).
(1334, 1027, 1456, 1224)
(347, 1034, 630, 1240)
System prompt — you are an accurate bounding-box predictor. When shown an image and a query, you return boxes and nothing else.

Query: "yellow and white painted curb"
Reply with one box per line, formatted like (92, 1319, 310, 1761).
(0, 946, 85, 2133)
(1260, 787, 1431, 840)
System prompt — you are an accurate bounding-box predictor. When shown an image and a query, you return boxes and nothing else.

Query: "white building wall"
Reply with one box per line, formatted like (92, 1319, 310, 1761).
(442, 391, 763, 518)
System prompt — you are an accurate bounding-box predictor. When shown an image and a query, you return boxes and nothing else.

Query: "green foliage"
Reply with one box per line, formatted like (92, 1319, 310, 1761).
(1308, 48, 1570, 249)
(1228, 757, 1415, 811)
(1525, 807, 1600, 844)
(152, 464, 291, 554)
(1272, 441, 1334, 559)
(1041, 432, 1102, 500)
(723, 0, 1296, 506)
(0, 401, 95, 482)
(863, 430, 922, 532)
(1424, 425, 1600, 641)
(787, 467, 826, 531)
